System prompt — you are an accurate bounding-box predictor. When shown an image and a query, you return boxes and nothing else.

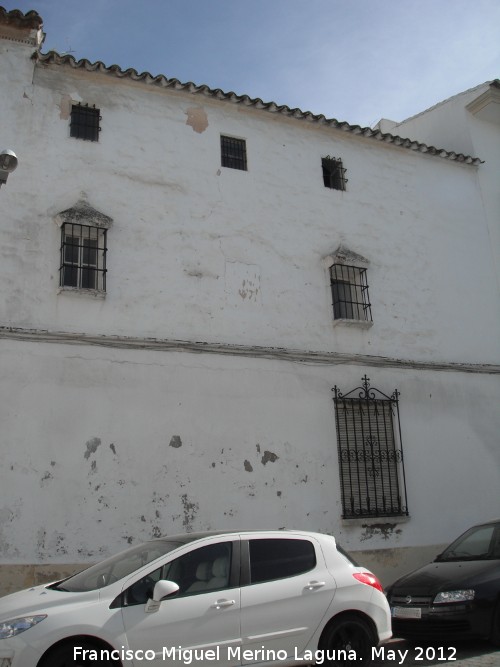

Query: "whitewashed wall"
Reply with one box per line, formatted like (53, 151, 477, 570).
(1, 30, 499, 593)
(379, 82, 500, 291)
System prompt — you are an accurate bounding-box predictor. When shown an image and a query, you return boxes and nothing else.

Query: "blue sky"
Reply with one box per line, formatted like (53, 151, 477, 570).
(4, 0, 500, 127)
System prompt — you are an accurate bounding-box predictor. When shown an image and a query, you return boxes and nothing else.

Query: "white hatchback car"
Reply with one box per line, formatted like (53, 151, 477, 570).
(0, 530, 391, 667)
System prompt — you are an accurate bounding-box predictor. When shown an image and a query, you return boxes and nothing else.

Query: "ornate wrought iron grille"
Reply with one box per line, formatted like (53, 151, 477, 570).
(332, 376, 408, 518)
(322, 156, 347, 190)
(70, 103, 101, 141)
(330, 264, 372, 321)
(221, 135, 247, 170)
(59, 223, 107, 291)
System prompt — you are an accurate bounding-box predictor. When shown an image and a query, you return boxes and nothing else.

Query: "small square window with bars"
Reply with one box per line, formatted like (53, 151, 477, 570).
(221, 135, 247, 171)
(330, 264, 372, 322)
(70, 104, 101, 141)
(322, 156, 347, 191)
(60, 223, 107, 291)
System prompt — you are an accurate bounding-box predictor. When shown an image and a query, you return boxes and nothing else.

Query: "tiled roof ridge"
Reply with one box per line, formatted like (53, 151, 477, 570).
(35, 51, 483, 166)
(0, 5, 43, 28)
(1, 7, 486, 165)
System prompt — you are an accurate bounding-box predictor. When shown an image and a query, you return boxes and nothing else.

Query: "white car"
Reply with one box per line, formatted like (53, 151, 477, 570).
(0, 530, 391, 666)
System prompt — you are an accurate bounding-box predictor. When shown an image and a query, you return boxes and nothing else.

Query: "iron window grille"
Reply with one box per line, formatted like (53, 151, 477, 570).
(330, 264, 372, 321)
(322, 156, 347, 191)
(221, 135, 247, 171)
(70, 103, 101, 141)
(333, 376, 409, 519)
(60, 223, 107, 291)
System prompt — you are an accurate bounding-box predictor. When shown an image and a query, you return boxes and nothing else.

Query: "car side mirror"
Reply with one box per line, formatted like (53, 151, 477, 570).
(145, 580, 180, 613)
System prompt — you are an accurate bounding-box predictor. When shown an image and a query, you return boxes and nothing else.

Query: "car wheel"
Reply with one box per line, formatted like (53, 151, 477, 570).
(491, 602, 500, 646)
(319, 614, 376, 665)
(39, 640, 121, 666)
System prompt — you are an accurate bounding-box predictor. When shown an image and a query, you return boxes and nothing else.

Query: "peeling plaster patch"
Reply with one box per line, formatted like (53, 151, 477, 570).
(0, 507, 17, 555)
(360, 523, 402, 542)
(58, 93, 72, 119)
(97, 495, 109, 509)
(53, 533, 67, 555)
(225, 261, 261, 305)
(109, 443, 117, 455)
(40, 471, 53, 486)
(185, 106, 208, 133)
(239, 277, 260, 302)
(36, 528, 46, 556)
(169, 435, 182, 448)
(244, 460, 253, 472)
(261, 450, 279, 465)
(181, 494, 199, 531)
(84, 437, 101, 459)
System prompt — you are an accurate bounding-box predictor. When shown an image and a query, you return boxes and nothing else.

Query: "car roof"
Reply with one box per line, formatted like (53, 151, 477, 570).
(473, 519, 500, 527)
(156, 529, 331, 544)
(157, 530, 237, 543)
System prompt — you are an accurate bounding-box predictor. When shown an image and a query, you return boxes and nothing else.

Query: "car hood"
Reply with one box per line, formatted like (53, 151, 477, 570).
(0, 582, 102, 620)
(389, 559, 498, 596)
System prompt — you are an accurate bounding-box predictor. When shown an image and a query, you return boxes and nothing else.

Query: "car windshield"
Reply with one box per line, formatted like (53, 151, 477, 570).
(50, 540, 184, 592)
(437, 523, 500, 562)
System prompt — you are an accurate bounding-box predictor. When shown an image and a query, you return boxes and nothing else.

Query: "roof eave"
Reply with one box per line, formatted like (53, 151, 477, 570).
(35, 50, 483, 167)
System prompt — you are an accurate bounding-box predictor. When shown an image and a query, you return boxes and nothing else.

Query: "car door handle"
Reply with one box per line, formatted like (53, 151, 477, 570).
(306, 580, 326, 590)
(211, 599, 235, 609)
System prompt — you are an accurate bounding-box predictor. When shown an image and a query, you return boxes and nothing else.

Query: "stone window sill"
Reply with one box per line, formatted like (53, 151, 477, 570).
(341, 515, 410, 527)
(333, 318, 373, 329)
(57, 287, 106, 300)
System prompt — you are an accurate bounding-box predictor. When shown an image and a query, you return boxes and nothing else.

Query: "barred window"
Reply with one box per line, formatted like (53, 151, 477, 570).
(60, 223, 107, 291)
(221, 135, 247, 171)
(322, 156, 347, 191)
(330, 264, 372, 321)
(70, 104, 101, 141)
(333, 376, 408, 519)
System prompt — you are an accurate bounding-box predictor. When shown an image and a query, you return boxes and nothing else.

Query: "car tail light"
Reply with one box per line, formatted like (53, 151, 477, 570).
(353, 572, 383, 592)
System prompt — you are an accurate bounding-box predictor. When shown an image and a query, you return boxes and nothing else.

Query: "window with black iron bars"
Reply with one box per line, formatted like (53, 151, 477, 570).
(70, 103, 101, 142)
(60, 223, 107, 291)
(330, 264, 372, 321)
(322, 156, 347, 191)
(333, 376, 409, 519)
(221, 135, 247, 171)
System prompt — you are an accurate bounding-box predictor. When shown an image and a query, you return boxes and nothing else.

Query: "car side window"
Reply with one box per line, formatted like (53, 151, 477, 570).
(249, 538, 316, 584)
(124, 542, 232, 606)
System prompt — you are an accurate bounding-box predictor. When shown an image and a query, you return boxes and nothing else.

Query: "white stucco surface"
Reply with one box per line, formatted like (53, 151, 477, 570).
(1, 19, 499, 592)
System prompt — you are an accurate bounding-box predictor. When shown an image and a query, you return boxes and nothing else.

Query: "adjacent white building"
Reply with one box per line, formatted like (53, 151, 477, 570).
(1, 7, 499, 595)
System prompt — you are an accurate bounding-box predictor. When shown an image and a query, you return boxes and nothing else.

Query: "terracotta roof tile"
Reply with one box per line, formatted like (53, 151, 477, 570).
(0, 6, 43, 29)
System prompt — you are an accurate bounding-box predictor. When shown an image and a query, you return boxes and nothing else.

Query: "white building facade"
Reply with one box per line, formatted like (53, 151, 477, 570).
(1, 8, 499, 595)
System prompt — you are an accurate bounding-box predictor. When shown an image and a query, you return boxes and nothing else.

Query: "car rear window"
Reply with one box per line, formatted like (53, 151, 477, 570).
(249, 538, 316, 584)
(336, 544, 360, 566)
